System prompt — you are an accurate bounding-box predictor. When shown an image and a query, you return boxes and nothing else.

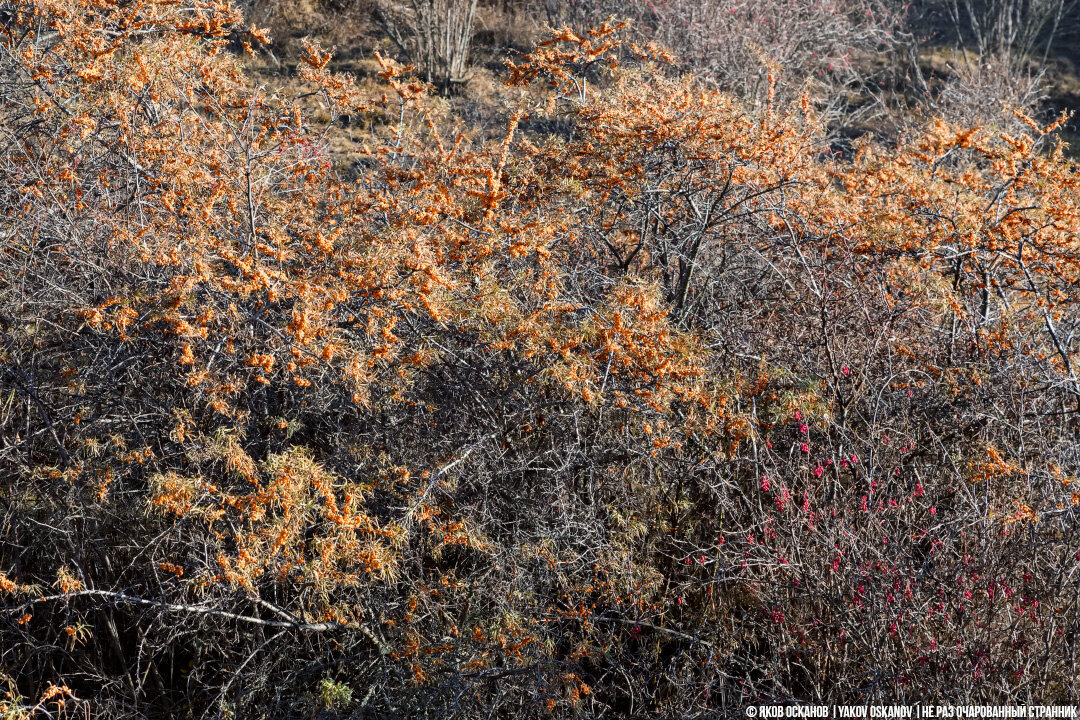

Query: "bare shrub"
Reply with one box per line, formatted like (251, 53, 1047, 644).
(934, 51, 1048, 131)
(946, 0, 1077, 61)
(377, 0, 479, 91)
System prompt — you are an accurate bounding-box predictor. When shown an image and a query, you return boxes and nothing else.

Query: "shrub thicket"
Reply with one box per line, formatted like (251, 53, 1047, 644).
(2, 2, 1080, 717)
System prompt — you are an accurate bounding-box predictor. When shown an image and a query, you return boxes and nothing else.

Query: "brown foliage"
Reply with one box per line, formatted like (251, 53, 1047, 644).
(2, 3, 1080, 717)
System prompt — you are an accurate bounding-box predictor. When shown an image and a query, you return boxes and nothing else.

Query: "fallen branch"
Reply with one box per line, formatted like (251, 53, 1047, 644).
(4, 589, 390, 655)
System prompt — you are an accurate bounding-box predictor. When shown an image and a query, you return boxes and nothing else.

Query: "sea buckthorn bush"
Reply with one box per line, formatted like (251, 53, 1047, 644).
(2, 2, 1079, 717)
